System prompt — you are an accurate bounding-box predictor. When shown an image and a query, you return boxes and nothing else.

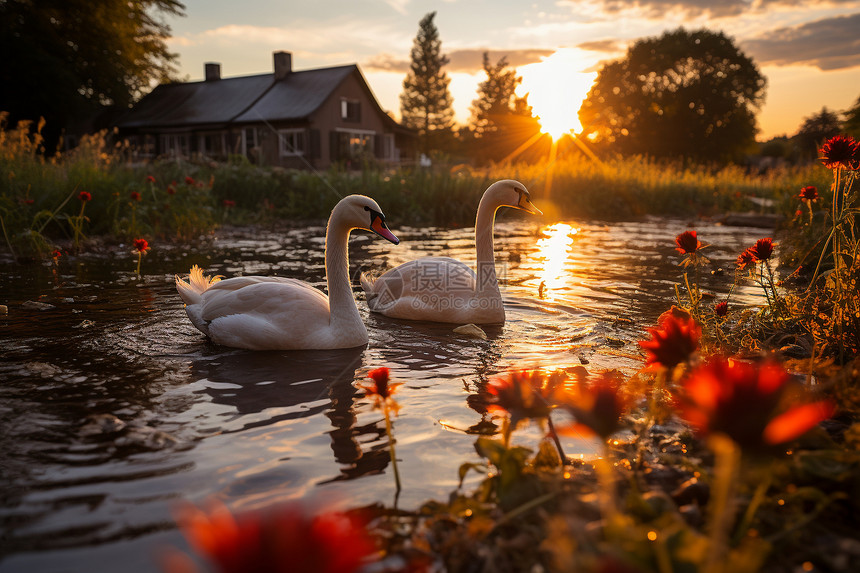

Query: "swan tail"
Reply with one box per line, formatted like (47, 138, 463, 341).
(359, 271, 378, 301)
(175, 264, 222, 305)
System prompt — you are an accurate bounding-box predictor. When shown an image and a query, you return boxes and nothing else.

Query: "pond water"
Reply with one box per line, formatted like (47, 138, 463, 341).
(0, 214, 771, 572)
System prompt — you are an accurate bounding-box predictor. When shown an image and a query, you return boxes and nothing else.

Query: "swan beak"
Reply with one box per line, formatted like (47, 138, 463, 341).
(518, 194, 543, 216)
(371, 216, 400, 245)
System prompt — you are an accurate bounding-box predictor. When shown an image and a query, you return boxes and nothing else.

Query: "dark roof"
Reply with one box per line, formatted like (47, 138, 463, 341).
(233, 65, 355, 123)
(115, 65, 357, 130)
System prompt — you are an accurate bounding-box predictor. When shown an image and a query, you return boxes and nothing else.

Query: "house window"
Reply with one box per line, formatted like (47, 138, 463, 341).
(242, 127, 258, 156)
(341, 98, 361, 122)
(161, 134, 190, 157)
(278, 129, 306, 156)
(382, 133, 396, 162)
(199, 132, 227, 158)
(336, 128, 375, 161)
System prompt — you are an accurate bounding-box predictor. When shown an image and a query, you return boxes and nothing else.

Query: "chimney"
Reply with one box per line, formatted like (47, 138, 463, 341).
(204, 62, 221, 81)
(273, 51, 292, 80)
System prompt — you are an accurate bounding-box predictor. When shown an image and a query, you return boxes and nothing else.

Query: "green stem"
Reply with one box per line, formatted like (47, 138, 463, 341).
(594, 444, 617, 522)
(0, 212, 17, 260)
(383, 407, 401, 493)
(732, 473, 772, 545)
(546, 414, 566, 463)
(704, 434, 740, 573)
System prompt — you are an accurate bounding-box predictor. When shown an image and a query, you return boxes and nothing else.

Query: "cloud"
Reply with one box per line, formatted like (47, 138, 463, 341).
(742, 12, 860, 70)
(363, 49, 555, 74)
(447, 49, 555, 72)
(364, 54, 411, 73)
(569, 0, 749, 18)
(565, 0, 859, 19)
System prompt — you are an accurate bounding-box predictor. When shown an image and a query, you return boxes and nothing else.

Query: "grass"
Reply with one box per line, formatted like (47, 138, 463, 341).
(0, 116, 832, 261)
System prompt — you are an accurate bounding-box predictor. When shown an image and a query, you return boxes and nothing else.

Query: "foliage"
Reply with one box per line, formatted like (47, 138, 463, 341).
(467, 53, 542, 165)
(399, 12, 456, 156)
(794, 107, 842, 163)
(579, 28, 766, 163)
(842, 95, 860, 139)
(0, 0, 185, 149)
(0, 116, 838, 262)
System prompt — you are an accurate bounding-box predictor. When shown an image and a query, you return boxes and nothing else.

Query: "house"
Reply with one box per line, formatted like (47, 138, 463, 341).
(114, 51, 416, 169)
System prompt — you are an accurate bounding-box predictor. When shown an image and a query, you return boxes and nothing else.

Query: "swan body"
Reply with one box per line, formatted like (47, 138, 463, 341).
(176, 195, 399, 350)
(360, 180, 540, 324)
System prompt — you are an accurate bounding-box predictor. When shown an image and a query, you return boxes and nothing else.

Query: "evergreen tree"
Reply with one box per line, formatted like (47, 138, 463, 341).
(469, 53, 541, 164)
(399, 12, 455, 155)
(794, 107, 842, 162)
(842, 95, 860, 139)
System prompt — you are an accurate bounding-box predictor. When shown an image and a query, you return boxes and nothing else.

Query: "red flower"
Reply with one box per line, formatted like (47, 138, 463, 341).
(748, 237, 774, 262)
(222, 199, 236, 208)
(185, 176, 195, 185)
(130, 191, 141, 202)
(676, 356, 835, 451)
(146, 175, 156, 183)
(167, 185, 176, 195)
(798, 185, 818, 201)
(79, 191, 91, 202)
(736, 249, 755, 271)
(359, 367, 402, 412)
(714, 301, 728, 317)
(51, 249, 62, 260)
(558, 372, 628, 439)
(133, 238, 150, 253)
(484, 369, 563, 427)
(639, 313, 700, 369)
(819, 135, 859, 170)
(675, 230, 701, 255)
(167, 500, 374, 573)
(20, 198, 35, 205)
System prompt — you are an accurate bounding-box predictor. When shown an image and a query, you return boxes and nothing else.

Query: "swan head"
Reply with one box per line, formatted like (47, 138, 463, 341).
(486, 180, 543, 216)
(335, 195, 400, 245)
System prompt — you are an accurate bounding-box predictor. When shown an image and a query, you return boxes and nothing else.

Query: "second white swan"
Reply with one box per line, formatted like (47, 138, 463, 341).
(360, 180, 541, 324)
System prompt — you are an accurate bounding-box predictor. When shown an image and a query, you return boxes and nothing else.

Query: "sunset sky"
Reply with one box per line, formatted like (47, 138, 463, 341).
(165, 0, 860, 141)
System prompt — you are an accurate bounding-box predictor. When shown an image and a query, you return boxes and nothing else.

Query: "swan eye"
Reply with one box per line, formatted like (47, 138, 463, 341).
(363, 206, 370, 211)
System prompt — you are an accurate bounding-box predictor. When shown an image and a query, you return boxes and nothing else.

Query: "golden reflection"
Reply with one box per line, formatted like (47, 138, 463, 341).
(536, 223, 578, 300)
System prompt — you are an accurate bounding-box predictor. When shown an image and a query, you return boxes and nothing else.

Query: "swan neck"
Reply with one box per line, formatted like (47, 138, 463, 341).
(475, 194, 499, 294)
(325, 212, 361, 326)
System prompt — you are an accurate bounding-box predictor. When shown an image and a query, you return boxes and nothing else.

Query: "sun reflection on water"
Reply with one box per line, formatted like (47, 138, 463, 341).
(536, 223, 578, 300)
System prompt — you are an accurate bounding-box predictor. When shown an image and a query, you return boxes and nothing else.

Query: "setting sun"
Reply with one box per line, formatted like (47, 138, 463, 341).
(517, 49, 598, 139)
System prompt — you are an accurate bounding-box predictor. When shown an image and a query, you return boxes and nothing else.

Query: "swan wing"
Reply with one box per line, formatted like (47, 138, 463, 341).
(369, 257, 476, 300)
(201, 279, 330, 323)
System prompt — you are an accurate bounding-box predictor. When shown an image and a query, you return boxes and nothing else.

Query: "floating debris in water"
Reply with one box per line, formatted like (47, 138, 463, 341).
(0, 304, 6, 314)
(22, 300, 55, 310)
(73, 320, 95, 329)
(80, 414, 127, 436)
(453, 323, 487, 340)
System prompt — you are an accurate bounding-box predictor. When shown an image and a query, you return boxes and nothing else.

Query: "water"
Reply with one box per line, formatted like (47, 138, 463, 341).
(0, 216, 771, 572)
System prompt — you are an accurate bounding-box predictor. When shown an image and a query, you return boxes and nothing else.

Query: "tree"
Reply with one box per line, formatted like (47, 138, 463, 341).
(468, 53, 541, 164)
(579, 28, 766, 163)
(794, 107, 842, 162)
(842, 95, 860, 139)
(0, 0, 185, 149)
(399, 12, 455, 156)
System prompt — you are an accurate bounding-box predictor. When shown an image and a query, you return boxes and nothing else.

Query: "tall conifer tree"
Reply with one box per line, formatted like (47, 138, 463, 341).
(400, 12, 455, 155)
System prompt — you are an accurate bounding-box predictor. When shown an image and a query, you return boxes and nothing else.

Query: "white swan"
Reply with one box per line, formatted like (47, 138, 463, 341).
(176, 195, 399, 350)
(360, 180, 541, 324)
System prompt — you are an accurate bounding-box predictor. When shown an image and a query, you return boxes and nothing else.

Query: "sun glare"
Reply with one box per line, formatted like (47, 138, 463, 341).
(537, 222, 578, 300)
(518, 49, 598, 140)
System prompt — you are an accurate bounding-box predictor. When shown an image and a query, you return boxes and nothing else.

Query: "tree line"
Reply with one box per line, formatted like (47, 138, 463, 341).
(1, 3, 857, 166)
(400, 13, 860, 166)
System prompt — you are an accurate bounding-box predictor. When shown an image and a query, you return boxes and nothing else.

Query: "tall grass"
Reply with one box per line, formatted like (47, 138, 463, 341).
(0, 116, 831, 260)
